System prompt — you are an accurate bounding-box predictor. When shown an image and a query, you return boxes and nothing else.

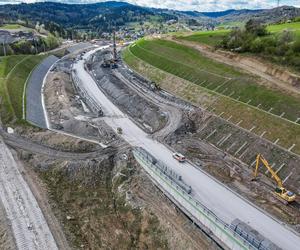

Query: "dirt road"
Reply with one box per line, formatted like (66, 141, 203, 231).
(0, 138, 58, 250)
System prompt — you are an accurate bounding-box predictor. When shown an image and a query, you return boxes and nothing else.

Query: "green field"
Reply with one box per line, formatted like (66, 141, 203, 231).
(178, 21, 300, 45)
(0, 55, 45, 124)
(268, 21, 300, 33)
(218, 21, 244, 29)
(129, 39, 300, 121)
(0, 24, 25, 30)
(176, 29, 229, 46)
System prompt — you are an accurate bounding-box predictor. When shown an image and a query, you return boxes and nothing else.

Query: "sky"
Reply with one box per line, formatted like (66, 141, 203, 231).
(0, 0, 299, 11)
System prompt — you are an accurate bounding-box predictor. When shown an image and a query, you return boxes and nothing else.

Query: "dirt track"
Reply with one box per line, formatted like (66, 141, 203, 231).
(0, 138, 58, 250)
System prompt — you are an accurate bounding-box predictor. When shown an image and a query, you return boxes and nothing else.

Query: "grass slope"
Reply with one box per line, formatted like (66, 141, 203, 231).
(176, 29, 229, 46)
(179, 21, 300, 46)
(124, 42, 300, 154)
(268, 21, 300, 37)
(0, 55, 45, 124)
(130, 39, 300, 121)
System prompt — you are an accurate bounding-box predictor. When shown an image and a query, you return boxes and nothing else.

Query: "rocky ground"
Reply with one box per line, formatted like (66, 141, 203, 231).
(45, 57, 119, 146)
(16, 144, 218, 250)
(0, 200, 16, 250)
(89, 50, 167, 133)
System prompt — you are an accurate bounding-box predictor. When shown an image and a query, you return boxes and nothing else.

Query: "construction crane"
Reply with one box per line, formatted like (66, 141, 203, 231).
(253, 154, 296, 204)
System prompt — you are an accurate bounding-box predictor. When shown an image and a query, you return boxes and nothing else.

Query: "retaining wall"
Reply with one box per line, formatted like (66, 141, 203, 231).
(133, 148, 258, 250)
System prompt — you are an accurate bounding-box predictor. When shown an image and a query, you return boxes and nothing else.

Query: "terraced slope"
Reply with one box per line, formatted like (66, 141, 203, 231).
(124, 39, 300, 154)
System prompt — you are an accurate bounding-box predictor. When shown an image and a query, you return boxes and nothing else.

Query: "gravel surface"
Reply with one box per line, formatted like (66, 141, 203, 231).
(66, 42, 93, 54)
(0, 138, 58, 250)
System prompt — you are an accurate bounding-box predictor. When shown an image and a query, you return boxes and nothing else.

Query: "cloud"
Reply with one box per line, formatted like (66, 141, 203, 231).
(0, 0, 299, 11)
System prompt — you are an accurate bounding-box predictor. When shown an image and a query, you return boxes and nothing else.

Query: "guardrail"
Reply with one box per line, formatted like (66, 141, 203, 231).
(133, 147, 260, 250)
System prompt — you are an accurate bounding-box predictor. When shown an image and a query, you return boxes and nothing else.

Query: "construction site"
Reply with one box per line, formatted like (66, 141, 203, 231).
(0, 28, 300, 250)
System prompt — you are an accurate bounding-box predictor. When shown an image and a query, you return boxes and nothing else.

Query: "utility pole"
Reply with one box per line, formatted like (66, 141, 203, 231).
(277, 0, 280, 7)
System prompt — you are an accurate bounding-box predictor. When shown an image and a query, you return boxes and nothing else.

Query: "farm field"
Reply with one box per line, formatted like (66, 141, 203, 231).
(0, 55, 45, 124)
(124, 40, 300, 154)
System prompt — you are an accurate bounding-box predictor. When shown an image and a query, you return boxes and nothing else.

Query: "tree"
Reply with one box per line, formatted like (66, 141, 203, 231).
(12, 40, 33, 54)
(245, 19, 268, 36)
(43, 34, 59, 50)
(292, 39, 300, 53)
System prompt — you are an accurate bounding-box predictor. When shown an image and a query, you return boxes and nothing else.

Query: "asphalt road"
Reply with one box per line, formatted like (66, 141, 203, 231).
(26, 55, 58, 128)
(73, 47, 300, 250)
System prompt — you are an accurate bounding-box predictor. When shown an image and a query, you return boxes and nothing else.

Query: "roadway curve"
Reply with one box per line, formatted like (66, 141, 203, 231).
(73, 47, 300, 250)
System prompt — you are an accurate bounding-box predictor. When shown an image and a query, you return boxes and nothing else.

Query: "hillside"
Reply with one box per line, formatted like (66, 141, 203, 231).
(0, 2, 178, 33)
(0, 2, 299, 36)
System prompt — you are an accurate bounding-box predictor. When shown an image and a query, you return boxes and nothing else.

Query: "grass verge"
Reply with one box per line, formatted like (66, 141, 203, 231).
(0, 54, 46, 124)
(129, 39, 300, 122)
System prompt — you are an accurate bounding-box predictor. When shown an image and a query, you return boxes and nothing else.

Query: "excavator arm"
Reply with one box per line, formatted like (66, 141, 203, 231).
(253, 154, 296, 204)
(254, 154, 283, 188)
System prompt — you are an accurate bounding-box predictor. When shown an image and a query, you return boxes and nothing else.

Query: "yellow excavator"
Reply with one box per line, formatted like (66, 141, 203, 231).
(253, 154, 296, 204)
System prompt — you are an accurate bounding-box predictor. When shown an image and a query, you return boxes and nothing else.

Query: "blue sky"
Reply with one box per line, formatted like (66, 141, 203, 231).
(0, 0, 299, 11)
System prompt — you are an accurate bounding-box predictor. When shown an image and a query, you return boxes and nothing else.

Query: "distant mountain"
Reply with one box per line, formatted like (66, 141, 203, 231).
(217, 6, 300, 24)
(0, 1, 169, 30)
(200, 9, 262, 18)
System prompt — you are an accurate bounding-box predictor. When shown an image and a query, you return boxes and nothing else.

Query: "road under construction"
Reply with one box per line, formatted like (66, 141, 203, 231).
(1, 38, 299, 249)
(68, 44, 300, 250)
